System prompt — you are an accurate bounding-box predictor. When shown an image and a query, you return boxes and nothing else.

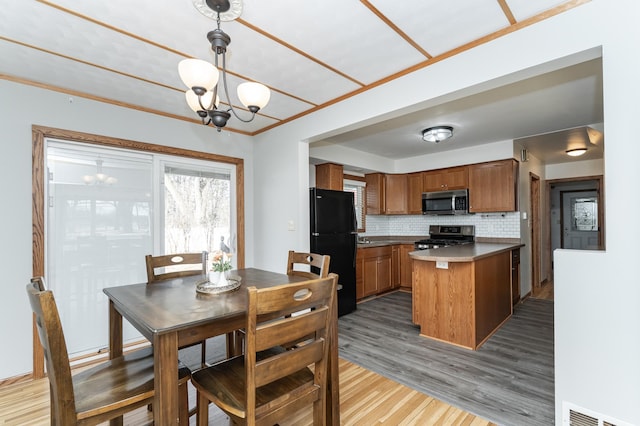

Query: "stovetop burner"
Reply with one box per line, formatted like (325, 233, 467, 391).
(414, 225, 475, 250)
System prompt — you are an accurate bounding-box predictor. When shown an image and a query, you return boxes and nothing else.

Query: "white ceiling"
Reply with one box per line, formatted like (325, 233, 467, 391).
(1, 0, 602, 165)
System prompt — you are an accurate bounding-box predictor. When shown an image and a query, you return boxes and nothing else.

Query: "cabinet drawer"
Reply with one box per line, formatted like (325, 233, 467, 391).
(358, 246, 392, 258)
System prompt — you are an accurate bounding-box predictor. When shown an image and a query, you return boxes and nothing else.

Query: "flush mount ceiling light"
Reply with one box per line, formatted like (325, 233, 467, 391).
(178, 0, 270, 132)
(566, 148, 587, 157)
(422, 126, 453, 143)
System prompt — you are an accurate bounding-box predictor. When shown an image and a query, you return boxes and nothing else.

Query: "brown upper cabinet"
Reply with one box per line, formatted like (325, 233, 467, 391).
(422, 166, 468, 192)
(468, 159, 518, 213)
(365, 173, 385, 215)
(384, 174, 408, 214)
(364, 159, 518, 215)
(366, 173, 409, 215)
(407, 172, 423, 214)
(315, 163, 344, 191)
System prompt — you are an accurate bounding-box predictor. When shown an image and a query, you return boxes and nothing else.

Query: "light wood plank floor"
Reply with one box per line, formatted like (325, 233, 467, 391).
(532, 280, 554, 301)
(0, 358, 495, 425)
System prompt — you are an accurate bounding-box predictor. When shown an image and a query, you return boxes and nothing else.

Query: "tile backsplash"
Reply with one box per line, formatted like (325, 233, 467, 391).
(362, 212, 521, 239)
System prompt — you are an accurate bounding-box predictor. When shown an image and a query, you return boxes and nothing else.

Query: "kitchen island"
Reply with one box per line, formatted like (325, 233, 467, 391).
(410, 242, 523, 350)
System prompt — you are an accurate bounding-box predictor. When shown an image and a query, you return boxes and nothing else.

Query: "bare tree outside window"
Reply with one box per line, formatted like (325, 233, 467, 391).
(164, 167, 232, 259)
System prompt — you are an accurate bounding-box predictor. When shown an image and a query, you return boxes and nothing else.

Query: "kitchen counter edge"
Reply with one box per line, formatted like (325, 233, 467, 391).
(409, 242, 524, 262)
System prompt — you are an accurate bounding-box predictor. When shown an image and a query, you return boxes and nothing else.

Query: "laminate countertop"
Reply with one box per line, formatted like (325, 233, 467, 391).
(409, 242, 524, 262)
(356, 237, 425, 249)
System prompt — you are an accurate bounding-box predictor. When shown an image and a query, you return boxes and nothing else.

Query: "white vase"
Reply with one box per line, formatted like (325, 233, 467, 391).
(208, 271, 220, 284)
(208, 271, 228, 286)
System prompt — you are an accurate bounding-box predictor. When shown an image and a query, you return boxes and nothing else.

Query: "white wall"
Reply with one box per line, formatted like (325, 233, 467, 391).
(546, 158, 604, 180)
(0, 80, 255, 379)
(253, 0, 639, 424)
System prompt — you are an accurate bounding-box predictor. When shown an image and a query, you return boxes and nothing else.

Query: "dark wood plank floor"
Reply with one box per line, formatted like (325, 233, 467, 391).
(338, 291, 554, 426)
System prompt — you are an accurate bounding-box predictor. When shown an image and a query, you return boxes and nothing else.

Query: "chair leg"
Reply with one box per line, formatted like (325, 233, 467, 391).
(225, 332, 237, 357)
(201, 339, 207, 367)
(234, 330, 244, 355)
(197, 392, 210, 426)
(225, 330, 244, 357)
(179, 379, 189, 423)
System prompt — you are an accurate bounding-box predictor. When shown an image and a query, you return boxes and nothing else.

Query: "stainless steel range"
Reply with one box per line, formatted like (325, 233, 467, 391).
(414, 225, 475, 250)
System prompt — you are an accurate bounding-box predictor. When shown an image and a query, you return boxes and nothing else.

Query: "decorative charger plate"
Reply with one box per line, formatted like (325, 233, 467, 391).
(195, 275, 242, 295)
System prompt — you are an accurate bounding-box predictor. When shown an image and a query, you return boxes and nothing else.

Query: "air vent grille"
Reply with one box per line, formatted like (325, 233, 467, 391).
(569, 409, 598, 426)
(563, 401, 632, 426)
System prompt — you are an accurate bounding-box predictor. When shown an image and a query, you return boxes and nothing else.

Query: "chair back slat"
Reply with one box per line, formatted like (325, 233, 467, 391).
(254, 340, 324, 389)
(255, 308, 327, 352)
(286, 251, 330, 278)
(254, 278, 332, 316)
(26, 280, 77, 424)
(145, 251, 207, 282)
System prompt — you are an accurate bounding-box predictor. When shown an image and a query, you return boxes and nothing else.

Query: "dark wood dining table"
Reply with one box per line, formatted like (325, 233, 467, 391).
(103, 267, 340, 425)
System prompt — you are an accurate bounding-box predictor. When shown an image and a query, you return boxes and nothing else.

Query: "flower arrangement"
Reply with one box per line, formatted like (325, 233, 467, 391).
(210, 251, 233, 272)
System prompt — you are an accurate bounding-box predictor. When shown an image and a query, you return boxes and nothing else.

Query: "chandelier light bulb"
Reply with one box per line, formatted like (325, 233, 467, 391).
(237, 82, 270, 111)
(178, 59, 219, 91)
(185, 89, 218, 112)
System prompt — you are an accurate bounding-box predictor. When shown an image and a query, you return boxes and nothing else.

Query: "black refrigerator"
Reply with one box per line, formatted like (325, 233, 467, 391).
(309, 188, 357, 316)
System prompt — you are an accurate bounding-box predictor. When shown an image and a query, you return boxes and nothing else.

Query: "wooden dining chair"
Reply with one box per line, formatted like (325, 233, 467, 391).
(145, 251, 208, 282)
(286, 250, 330, 278)
(231, 251, 332, 356)
(26, 278, 191, 425)
(145, 251, 214, 366)
(191, 273, 338, 426)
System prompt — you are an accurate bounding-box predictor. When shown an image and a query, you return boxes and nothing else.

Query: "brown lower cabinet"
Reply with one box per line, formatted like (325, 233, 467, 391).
(356, 246, 392, 299)
(412, 251, 512, 350)
(511, 248, 521, 306)
(399, 244, 414, 290)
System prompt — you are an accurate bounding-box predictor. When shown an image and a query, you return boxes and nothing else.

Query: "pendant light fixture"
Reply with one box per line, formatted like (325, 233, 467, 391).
(422, 126, 453, 143)
(178, 0, 270, 132)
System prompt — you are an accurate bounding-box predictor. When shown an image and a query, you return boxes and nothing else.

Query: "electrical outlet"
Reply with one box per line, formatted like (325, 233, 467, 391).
(287, 220, 295, 231)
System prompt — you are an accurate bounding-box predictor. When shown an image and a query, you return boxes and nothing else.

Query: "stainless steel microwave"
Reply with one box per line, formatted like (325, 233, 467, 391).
(422, 189, 469, 215)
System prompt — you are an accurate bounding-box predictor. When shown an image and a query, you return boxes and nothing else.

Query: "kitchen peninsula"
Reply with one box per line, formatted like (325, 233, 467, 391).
(410, 242, 523, 350)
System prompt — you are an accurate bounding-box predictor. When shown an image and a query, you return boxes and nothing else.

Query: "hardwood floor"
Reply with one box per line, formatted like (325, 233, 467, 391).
(339, 291, 555, 426)
(0, 357, 495, 425)
(532, 280, 554, 301)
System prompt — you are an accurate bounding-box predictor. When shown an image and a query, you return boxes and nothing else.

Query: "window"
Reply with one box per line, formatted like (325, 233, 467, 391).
(162, 163, 235, 257)
(45, 139, 236, 357)
(344, 178, 365, 232)
(572, 196, 598, 231)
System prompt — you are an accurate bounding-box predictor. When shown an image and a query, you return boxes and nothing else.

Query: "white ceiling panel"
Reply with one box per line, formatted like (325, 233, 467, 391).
(0, 41, 187, 117)
(3, 0, 599, 156)
(240, 0, 427, 84)
(506, 0, 572, 22)
(368, 0, 510, 56)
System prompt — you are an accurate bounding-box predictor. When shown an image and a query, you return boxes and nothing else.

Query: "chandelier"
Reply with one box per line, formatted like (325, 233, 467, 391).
(83, 159, 117, 185)
(178, 0, 270, 132)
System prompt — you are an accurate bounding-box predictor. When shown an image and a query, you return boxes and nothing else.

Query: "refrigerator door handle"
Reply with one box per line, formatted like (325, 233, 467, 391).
(352, 237, 357, 268)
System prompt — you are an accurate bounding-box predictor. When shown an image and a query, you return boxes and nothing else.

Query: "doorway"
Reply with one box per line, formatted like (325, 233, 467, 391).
(546, 176, 604, 282)
(530, 173, 541, 297)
